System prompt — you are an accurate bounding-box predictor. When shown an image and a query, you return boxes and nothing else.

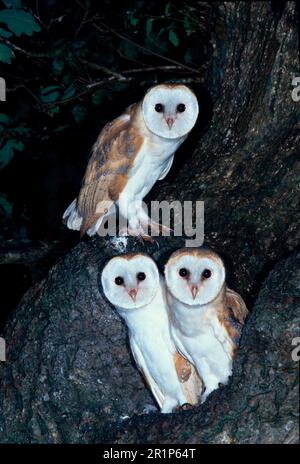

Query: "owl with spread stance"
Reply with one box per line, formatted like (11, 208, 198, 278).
(63, 84, 198, 238)
(101, 253, 202, 413)
(165, 248, 248, 403)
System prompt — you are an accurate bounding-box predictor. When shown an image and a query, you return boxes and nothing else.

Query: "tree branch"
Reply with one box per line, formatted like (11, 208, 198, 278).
(0, 37, 50, 59)
(44, 66, 203, 108)
(79, 59, 127, 80)
(93, 22, 201, 74)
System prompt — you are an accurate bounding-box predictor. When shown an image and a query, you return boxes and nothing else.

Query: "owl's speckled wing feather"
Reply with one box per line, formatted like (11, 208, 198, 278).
(76, 103, 144, 236)
(225, 287, 249, 324)
(174, 352, 202, 405)
(218, 287, 249, 350)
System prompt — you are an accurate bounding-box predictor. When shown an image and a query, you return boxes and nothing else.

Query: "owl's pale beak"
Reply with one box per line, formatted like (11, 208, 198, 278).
(128, 288, 137, 302)
(165, 116, 175, 129)
(190, 285, 199, 299)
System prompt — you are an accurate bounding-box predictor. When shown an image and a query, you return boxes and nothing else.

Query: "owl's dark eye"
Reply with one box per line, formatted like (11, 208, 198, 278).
(177, 103, 186, 113)
(179, 268, 189, 278)
(202, 269, 212, 279)
(137, 272, 146, 281)
(155, 103, 164, 113)
(115, 276, 124, 285)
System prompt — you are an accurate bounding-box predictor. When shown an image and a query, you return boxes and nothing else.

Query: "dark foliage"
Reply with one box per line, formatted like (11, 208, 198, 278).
(0, 0, 210, 240)
(0, 0, 212, 326)
(0, 0, 299, 444)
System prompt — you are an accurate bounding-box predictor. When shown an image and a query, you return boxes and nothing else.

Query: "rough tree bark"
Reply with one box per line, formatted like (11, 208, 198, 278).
(0, 1, 299, 443)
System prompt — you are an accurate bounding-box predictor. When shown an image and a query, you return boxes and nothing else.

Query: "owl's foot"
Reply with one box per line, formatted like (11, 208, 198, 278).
(140, 219, 173, 236)
(176, 403, 194, 411)
(152, 221, 173, 236)
(200, 386, 216, 404)
(140, 233, 157, 244)
(120, 225, 156, 244)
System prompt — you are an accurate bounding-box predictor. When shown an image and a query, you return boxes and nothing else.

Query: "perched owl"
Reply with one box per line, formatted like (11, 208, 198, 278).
(63, 84, 199, 238)
(165, 248, 248, 403)
(101, 252, 201, 413)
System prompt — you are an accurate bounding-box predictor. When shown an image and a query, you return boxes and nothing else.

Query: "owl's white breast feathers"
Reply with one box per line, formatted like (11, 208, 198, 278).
(169, 289, 234, 398)
(116, 277, 188, 412)
(170, 295, 233, 356)
(117, 277, 173, 349)
(120, 108, 184, 202)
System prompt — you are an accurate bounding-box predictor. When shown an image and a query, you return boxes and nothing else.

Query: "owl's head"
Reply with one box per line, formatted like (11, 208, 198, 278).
(101, 253, 159, 310)
(142, 84, 199, 139)
(165, 248, 225, 306)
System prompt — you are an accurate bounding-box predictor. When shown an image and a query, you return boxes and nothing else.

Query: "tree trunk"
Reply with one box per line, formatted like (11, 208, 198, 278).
(0, 1, 299, 444)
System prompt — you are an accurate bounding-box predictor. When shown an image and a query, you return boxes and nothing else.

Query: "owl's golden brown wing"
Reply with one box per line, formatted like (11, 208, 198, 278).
(225, 287, 249, 325)
(174, 352, 202, 406)
(76, 103, 144, 236)
(217, 287, 249, 354)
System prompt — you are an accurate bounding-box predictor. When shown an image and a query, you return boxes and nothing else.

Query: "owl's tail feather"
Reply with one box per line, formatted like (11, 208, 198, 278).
(62, 198, 83, 231)
(80, 213, 104, 238)
(63, 199, 108, 237)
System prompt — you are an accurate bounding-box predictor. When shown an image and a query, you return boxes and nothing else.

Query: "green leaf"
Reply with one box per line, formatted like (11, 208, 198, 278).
(48, 106, 59, 116)
(168, 29, 179, 47)
(0, 139, 24, 169)
(0, 9, 41, 37)
(13, 126, 31, 136)
(3, 0, 22, 8)
(0, 26, 12, 38)
(72, 104, 86, 123)
(0, 193, 13, 216)
(53, 124, 70, 133)
(146, 18, 153, 37)
(52, 56, 64, 74)
(40, 85, 61, 103)
(0, 43, 14, 63)
(52, 43, 66, 67)
(0, 113, 9, 124)
(184, 49, 193, 64)
(120, 41, 138, 60)
(128, 14, 138, 26)
(183, 16, 193, 35)
(62, 85, 76, 100)
(113, 82, 129, 93)
(165, 3, 171, 15)
(92, 88, 105, 105)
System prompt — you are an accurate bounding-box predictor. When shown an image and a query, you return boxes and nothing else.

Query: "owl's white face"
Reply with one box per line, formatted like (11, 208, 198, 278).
(142, 84, 199, 139)
(101, 254, 159, 310)
(165, 251, 225, 306)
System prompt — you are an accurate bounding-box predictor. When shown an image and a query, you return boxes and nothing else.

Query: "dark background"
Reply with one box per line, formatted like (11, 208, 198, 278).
(0, 0, 213, 326)
(0, 1, 299, 444)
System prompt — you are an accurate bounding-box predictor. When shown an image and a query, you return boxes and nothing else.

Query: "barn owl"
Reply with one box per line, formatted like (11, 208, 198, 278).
(63, 84, 199, 238)
(165, 248, 248, 403)
(101, 253, 202, 413)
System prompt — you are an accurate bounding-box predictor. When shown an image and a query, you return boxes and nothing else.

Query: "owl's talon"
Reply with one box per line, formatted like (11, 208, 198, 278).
(159, 223, 173, 234)
(177, 403, 194, 411)
(130, 228, 159, 246)
(63, 85, 198, 240)
(140, 234, 156, 244)
(151, 221, 173, 236)
(140, 219, 172, 237)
